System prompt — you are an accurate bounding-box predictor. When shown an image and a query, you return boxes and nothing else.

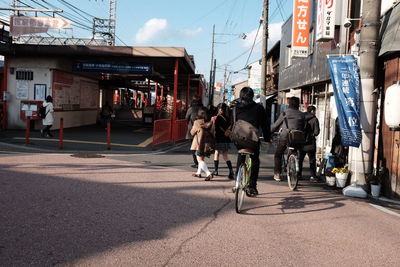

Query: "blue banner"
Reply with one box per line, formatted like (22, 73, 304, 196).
(227, 86, 232, 102)
(73, 61, 153, 75)
(327, 55, 362, 147)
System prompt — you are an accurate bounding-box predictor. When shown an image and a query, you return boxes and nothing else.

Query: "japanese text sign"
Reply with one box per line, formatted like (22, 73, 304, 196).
(10, 16, 70, 36)
(292, 0, 311, 57)
(316, 0, 336, 41)
(327, 55, 362, 147)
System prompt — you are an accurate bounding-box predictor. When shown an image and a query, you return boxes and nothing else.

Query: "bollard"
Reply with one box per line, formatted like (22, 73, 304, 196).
(59, 118, 64, 149)
(25, 116, 30, 145)
(107, 120, 111, 150)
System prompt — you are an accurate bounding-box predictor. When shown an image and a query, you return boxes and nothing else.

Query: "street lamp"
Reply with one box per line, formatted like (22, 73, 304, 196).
(343, 18, 361, 28)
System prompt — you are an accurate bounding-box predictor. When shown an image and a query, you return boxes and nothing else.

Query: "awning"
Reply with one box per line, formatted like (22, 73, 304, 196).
(379, 3, 400, 57)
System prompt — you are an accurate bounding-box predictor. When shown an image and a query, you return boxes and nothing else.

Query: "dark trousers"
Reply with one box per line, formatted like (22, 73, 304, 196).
(43, 125, 53, 137)
(274, 139, 287, 174)
(236, 144, 260, 189)
(299, 149, 317, 178)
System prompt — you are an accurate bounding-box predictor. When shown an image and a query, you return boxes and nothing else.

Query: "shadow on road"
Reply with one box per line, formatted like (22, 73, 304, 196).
(0, 162, 229, 266)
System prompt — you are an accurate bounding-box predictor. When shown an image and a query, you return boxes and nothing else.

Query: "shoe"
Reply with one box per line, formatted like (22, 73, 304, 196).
(273, 174, 281, 182)
(212, 171, 219, 176)
(205, 173, 213, 181)
(246, 187, 258, 197)
(228, 171, 234, 180)
(192, 173, 202, 178)
(191, 164, 198, 169)
(310, 176, 318, 182)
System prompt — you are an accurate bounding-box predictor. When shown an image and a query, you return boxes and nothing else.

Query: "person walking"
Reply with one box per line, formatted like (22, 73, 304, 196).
(190, 107, 214, 181)
(271, 96, 306, 181)
(101, 101, 114, 129)
(185, 96, 203, 168)
(41, 95, 54, 138)
(233, 87, 269, 196)
(213, 103, 234, 179)
(299, 105, 320, 182)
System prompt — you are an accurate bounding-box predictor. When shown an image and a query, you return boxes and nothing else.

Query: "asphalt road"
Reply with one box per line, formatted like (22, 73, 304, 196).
(1, 145, 399, 266)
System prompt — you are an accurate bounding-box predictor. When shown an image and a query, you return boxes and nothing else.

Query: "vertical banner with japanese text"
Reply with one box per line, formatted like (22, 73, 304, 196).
(327, 55, 362, 147)
(316, 0, 336, 41)
(292, 0, 311, 57)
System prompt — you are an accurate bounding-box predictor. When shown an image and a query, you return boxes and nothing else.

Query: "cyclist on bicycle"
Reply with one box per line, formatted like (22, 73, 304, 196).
(271, 96, 305, 182)
(233, 87, 269, 197)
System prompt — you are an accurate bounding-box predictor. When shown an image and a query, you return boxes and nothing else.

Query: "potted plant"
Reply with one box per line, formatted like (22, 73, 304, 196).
(365, 168, 386, 198)
(331, 167, 350, 188)
(325, 170, 336, 187)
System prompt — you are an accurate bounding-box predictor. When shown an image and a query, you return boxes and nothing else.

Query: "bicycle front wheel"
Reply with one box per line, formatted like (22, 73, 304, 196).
(287, 154, 298, 191)
(235, 164, 246, 213)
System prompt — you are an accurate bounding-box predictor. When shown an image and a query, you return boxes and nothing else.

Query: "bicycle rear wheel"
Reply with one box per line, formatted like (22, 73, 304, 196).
(287, 154, 298, 190)
(235, 164, 246, 213)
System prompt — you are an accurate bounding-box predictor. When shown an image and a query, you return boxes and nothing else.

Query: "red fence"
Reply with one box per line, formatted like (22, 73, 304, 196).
(173, 119, 188, 142)
(153, 119, 172, 147)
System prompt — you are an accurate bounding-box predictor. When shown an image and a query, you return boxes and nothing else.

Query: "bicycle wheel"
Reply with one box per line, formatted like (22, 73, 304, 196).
(235, 164, 246, 213)
(287, 153, 298, 190)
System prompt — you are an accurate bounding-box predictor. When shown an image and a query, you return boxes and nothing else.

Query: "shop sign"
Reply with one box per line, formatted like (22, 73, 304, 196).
(10, 15, 70, 36)
(316, 0, 336, 41)
(291, 0, 311, 58)
(73, 61, 153, 75)
(327, 55, 362, 147)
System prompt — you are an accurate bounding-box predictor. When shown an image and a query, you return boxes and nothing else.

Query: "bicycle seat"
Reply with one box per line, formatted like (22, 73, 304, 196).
(238, 148, 254, 155)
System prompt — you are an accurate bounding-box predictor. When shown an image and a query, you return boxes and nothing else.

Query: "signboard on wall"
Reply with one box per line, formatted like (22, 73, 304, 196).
(16, 80, 29, 100)
(291, 0, 311, 58)
(10, 15, 70, 36)
(73, 61, 153, 75)
(34, 84, 46, 100)
(316, 0, 336, 41)
(52, 70, 99, 110)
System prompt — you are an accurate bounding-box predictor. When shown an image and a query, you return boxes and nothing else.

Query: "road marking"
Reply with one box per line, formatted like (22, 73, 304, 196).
(13, 137, 153, 148)
(370, 204, 400, 218)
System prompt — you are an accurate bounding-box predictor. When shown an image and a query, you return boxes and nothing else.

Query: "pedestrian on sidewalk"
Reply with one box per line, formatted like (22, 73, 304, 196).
(185, 96, 203, 169)
(299, 105, 320, 182)
(41, 95, 54, 138)
(190, 107, 214, 181)
(213, 103, 234, 179)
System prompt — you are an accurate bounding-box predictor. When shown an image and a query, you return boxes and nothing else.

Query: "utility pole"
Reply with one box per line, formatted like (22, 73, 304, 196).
(260, 0, 269, 96)
(212, 59, 216, 105)
(349, 0, 381, 185)
(209, 24, 216, 105)
(222, 64, 228, 102)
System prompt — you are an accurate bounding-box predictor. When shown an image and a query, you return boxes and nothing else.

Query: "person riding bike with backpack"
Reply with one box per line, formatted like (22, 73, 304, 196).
(271, 96, 306, 182)
(232, 87, 269, 197)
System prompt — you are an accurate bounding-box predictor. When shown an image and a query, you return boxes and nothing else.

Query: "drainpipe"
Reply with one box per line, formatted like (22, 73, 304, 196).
(348, 0, 381, 185)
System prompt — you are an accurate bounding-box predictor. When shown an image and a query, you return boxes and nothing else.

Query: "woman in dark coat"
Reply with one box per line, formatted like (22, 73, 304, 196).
(185, 96, 203, 168)
(213, 103, 234, 179)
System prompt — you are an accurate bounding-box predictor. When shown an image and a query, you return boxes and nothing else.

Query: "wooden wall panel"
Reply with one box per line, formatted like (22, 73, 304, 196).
(382, 58, 400, 197)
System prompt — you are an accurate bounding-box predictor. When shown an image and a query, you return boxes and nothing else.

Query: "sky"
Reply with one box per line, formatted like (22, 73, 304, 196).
(0, 0, 294, 85)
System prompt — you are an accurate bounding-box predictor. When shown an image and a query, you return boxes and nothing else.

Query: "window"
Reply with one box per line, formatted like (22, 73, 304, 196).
(286, 46, 292, 67)
(16, 70, 34, 80)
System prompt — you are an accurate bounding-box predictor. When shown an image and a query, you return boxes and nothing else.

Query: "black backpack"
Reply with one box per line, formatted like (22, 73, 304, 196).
(39, 106, 47, 119)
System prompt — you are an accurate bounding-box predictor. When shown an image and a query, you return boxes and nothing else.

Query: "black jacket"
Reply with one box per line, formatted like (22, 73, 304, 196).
(302, 112, 320, 151)
(271, 107, 305, 140)
(234, 100, 269, 140)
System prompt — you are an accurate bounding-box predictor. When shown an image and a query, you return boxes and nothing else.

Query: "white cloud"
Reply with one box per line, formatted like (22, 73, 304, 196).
(135, 18, 168, 44)
(135, 18, 202, 44)
(241, 22, 284, 49)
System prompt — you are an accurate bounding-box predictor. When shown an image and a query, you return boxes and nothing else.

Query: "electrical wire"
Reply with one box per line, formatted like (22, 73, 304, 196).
(244, 22, 262, 67)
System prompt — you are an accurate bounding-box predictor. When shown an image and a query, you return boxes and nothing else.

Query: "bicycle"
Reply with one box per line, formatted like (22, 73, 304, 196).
(286, 145, 300, 191)
(233, 148, 253, 213)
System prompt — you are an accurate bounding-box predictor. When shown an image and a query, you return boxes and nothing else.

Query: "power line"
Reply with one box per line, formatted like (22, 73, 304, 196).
(244, 22, 262, 67)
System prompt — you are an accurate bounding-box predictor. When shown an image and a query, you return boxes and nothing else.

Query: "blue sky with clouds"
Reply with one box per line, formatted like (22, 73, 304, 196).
(1, 0, 293, 84)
